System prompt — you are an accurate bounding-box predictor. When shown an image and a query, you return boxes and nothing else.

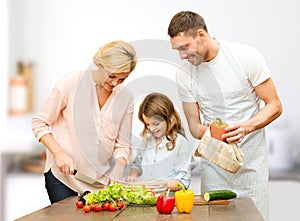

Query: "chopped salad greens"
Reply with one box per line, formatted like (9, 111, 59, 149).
(83, 182, 158, 206)
(84, 182, 124, 205)
(122, 185, 157, 205)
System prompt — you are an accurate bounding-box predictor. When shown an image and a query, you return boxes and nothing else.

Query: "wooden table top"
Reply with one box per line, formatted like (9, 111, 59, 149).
(15, 196, 264, 221)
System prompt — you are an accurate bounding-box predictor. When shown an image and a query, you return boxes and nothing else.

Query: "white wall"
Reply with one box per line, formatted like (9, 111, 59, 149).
(7, 0, 300, 157)
(0, 0, 8, 127)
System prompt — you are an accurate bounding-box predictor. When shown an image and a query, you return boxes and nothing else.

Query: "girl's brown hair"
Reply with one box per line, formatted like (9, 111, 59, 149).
(138, 92, 185, 150)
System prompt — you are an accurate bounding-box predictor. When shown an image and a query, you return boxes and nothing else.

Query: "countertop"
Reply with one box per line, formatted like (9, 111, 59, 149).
(15, 196, 264, 221)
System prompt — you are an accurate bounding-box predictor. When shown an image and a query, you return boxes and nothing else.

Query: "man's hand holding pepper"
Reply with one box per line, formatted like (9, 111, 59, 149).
(222, 122, 249, 144)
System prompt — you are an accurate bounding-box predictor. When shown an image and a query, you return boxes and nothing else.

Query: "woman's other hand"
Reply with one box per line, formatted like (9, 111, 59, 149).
(108, 157, 127, 183)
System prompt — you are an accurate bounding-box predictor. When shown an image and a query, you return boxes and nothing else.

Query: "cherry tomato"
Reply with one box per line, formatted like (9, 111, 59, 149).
(83, 205, 91, 213)
(102, 202, 110, 210)
(93, 203, 102, 212)
(108, 202, 117, 211)
(89, 202, 95, 211)
(116, 201, 125, 209)
(76, 200, 84, 208)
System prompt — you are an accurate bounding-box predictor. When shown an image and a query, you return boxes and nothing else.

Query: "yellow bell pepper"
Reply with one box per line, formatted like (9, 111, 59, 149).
(175, 183, 194, 213)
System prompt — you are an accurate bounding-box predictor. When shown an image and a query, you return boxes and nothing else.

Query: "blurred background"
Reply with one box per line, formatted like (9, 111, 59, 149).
(1, 0, 300, 220)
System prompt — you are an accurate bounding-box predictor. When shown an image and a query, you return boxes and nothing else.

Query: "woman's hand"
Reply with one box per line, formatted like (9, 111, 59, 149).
(40, 133, 76, 175)
(107, 157, 127, 184)
(54, 150, 76, 175)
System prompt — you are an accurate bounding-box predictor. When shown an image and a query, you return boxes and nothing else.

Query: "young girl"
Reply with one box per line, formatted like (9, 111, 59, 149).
(127, 92, 195, 191)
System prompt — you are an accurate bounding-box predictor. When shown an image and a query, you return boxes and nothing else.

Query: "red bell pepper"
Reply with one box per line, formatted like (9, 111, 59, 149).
(156, 189, 175, 214)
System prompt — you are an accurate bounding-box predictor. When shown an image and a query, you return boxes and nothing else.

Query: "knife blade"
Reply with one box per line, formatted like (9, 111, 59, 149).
(73, 170, 105, 188)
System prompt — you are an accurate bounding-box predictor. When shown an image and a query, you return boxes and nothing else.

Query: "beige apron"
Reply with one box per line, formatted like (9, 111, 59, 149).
(196, 45, 269, 220)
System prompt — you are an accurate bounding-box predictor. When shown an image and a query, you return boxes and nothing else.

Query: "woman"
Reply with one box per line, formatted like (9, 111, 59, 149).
(127, 92, 195, 192)
(32, 40, 137, 203)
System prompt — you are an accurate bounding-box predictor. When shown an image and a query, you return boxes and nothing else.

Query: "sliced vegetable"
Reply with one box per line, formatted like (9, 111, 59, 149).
(203, 190, 237, 201)
(76, 181, 158, 212)
(122, 185, 157, 205)
(83, 182, 124, 205)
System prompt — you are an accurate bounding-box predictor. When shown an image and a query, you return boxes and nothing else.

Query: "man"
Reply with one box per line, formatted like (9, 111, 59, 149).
(168, 11, 282, 220)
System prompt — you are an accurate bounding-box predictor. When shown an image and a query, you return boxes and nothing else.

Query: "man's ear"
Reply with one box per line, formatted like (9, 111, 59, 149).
(197, 29, 206, 38)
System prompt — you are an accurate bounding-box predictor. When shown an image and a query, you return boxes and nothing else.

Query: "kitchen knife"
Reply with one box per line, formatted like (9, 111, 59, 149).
(73, 170, 105, 188)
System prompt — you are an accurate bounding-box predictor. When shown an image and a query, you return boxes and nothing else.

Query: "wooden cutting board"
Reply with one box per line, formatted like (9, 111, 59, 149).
(193, 195, 230, 205)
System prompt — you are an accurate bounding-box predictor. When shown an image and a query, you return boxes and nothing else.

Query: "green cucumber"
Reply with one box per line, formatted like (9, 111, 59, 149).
(203, 190, 237, 201)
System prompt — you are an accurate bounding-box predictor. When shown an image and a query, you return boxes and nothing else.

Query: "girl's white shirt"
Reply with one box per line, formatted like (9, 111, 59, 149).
(131, 133, 195, 188)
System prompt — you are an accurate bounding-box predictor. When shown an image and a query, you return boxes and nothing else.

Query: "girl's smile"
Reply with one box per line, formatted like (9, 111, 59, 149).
(142, 114, 167, 139)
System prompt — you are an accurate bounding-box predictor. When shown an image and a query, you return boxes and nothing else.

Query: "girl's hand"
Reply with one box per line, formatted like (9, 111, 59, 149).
(54, 150, 76, 175)
(126, 176, 138, 183)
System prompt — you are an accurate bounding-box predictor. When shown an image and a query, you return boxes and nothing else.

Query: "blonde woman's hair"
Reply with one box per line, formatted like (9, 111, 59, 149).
(138, 92, 185, 150)
(93, 40, 137, 74)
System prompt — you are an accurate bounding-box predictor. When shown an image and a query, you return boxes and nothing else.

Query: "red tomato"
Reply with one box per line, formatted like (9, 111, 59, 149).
(76, 200, 84, 208)
(116, 201, 125, 209)
(93, 204, 102, 212)
(102, 202, 110, 210)
(89, 202, 95, 211)
(83, 205, 91, 213)
(109, 202, 117, 211)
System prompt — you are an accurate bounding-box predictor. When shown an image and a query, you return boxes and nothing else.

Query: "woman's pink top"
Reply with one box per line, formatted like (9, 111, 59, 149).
(32, 70, 133, 193)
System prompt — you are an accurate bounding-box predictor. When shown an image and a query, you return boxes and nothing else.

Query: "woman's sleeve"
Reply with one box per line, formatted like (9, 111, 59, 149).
(113, 89, 134, 165)
(31, 74, 72, 141)
(31, 74, 77, 140)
